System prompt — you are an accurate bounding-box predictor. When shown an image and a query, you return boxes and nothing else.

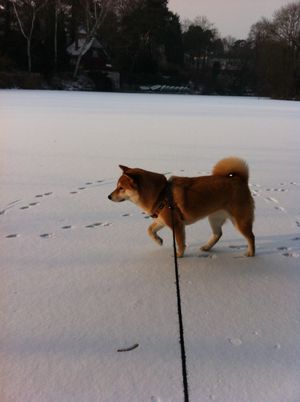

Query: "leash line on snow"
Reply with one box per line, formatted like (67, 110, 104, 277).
(167, 184, 190, 402)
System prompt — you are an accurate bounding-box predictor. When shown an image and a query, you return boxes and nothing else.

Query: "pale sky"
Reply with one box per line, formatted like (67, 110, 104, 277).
(168, 0, 292, 39)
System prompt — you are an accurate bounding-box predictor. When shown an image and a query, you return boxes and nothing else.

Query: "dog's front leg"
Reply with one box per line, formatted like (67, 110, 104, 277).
(148, 221, 165, 246)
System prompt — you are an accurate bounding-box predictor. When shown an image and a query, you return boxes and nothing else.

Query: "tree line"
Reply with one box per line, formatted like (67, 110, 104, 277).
(0, 0, 299, 99)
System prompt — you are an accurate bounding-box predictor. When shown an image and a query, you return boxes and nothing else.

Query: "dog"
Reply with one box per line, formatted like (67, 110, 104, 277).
(108, 157, 255, 258)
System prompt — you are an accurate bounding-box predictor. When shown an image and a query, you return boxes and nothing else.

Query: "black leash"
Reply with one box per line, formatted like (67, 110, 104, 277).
(166, 183, 190, 402)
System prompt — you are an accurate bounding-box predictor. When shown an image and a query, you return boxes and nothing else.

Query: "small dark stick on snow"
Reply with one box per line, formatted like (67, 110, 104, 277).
(117, 343, 139, 352)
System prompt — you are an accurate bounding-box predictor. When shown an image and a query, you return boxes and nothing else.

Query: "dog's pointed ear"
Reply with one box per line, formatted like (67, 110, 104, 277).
(119, 165, 130, 173)
(119, 165, 140, 187)
(121, 168, 140, 188)
(119, 165, 139, 186)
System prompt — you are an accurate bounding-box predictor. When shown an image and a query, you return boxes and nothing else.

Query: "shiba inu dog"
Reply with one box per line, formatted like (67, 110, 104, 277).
(108, 157, 255, 258)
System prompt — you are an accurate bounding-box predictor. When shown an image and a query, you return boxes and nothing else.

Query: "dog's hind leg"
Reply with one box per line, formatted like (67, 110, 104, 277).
(148, 221, 165, 246)
(234, 219, 255, 257)
(201, 211, 228, 252)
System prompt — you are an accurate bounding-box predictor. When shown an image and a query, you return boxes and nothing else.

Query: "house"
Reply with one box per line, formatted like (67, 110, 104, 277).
(67, 29, 120, 90)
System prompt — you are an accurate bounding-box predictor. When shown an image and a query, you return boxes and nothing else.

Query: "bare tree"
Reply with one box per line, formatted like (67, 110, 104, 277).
(273, 2, 300, 50)
(249, 1, 300, 98)
(250, 2, 300, 51)
(222, 36, 237, 53)
(113, 0, 141, 18)
(72, 0, 115, 78)
(250, 2, 300, 68)
(53, 0, 62, 71)
(1, 0, 13, 46)
(182, 15, 219, 37)
(249, 18, 273, 43)
(10, 0, 48, 72)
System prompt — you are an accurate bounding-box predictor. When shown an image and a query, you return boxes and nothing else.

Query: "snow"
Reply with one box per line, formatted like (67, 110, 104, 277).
(1, 90, 300, 402)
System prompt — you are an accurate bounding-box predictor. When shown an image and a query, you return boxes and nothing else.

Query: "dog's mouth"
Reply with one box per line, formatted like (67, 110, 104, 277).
(108, 194, 125, 202)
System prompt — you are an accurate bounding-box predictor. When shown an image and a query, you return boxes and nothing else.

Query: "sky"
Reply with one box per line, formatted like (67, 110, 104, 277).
(168, 0, 292, 39)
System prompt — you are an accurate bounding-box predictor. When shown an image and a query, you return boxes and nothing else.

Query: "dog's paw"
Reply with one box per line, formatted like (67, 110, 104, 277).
(245, 250, 255, 257)
(176, 249, 185, 258)
(155, 236, 163, 246)
(200, 244, 211, 252)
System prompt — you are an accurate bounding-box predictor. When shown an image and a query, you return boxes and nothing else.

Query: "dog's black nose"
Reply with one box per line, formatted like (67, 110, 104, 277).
(108, 194, 112, 200)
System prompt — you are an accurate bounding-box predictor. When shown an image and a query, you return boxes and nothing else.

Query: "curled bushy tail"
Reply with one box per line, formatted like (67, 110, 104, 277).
(212, 157, 249, 182)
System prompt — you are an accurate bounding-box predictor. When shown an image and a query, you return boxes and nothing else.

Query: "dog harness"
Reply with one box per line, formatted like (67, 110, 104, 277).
(150, 180, 184, 220)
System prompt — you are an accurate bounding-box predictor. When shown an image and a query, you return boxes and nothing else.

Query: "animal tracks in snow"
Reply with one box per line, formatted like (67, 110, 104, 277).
(282, 252, 299, 258)
(85, 222, 111, 229)
(5, 233, 20, 239)
(266, 188, 288, 192)
(40, 233, 54, 239)
(229, 245, 247, 250)
(1, 177, 114, 240)
(274, 206, 286, 212)
(2, 178, 110, 215)
(4, 220, 113, 240)
(2, 177, 299, 259)
(20, 201, 40, 210)
(37, 222, 112, 239)
(250, 184, 288, 213)
(199, 253, 217, 259)
(262, 195, 287, 213)
(228, 337, 242, 346)
(35, 192, 53, 198)
(0, 200, 21, 215)
(277, 246, 299, 258)
(265, 196, 279, 204)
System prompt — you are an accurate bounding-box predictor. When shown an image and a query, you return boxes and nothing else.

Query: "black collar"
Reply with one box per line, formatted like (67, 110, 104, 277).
(150, 180, 170, 218)
(150, 180, 178, 218)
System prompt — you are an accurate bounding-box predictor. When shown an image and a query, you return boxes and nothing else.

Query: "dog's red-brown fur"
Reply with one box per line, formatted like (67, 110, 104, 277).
(108, 157, 255, 258)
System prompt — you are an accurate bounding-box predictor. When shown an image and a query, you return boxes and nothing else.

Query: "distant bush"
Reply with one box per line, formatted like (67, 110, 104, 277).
(0, 72, 44, 89)
(50, 73, 95, 91)
(0, 55, 16, 71)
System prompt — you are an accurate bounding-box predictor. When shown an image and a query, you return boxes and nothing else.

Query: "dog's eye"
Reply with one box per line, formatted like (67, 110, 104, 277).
(119, 186, 124, 191)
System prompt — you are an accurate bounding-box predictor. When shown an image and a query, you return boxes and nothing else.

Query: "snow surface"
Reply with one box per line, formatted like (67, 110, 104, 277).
(1, 90, 300, 402)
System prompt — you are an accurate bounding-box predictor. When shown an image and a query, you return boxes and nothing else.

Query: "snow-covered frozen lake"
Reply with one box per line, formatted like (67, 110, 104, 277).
(1, 90, 300, 402)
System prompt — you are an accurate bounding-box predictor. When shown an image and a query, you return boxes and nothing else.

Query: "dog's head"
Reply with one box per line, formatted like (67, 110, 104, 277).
(108, 165, 167, 209)
(108, 165, 140, 203)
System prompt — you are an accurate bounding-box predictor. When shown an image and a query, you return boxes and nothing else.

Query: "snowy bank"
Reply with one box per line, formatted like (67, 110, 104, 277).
(1, 91, 300, 402)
